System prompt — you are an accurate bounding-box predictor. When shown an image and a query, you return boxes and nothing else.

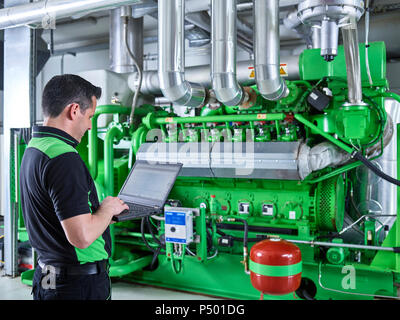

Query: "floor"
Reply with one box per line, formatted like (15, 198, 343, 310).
(0, 269, 220, 300)
(0, 219, 219, 300)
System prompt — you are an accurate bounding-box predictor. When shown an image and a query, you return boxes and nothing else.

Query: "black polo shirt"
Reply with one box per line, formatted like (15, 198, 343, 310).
(20, 126, 111, 266)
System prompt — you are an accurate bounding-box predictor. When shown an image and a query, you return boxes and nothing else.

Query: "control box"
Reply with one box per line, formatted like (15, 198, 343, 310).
(164, 207, 195, 244)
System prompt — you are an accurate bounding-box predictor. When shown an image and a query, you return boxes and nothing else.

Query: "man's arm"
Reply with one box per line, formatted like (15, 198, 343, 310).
(61, 196, 128, 249)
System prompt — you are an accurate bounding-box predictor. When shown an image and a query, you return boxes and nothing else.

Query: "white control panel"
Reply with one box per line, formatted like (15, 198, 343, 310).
(164, 207, 194, 244)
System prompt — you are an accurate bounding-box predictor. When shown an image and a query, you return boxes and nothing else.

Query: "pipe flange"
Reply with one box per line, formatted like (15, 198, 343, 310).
(108, 121, 124, 132)
(239, 87, 258, 110)
(297, 0, 365, 26)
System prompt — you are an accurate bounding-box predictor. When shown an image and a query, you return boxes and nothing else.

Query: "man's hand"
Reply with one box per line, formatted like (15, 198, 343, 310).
(99, 196, 129, 217)
(61, 196, 129, 249)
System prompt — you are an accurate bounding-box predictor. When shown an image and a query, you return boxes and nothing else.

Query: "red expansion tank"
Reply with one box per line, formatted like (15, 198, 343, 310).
(249, 238, 302, 296)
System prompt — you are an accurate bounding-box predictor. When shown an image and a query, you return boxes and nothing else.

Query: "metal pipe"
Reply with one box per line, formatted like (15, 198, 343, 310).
(342, 21, 363, 105)
(382, 92, 400, 105)
(185, 11, 253, 54)
(294, 114, 354, 154)
(185, 0, 303, 14)
(131, 125, 148, 155)
(254, 0, 289, 101)
(158, 0, 206, 108)
(104, 125, 124, 197)
(89, 105, 131, 180)
(0, 0, 142, 30)
(128, 56, 301, 95)
(211, 0, 245, 106)
(109, 6, 143, 74)
(149, 113, 286, 128)
(89, 104, 155, 179)
(311, 26, 321, 49)
(288, 239, 399, 253)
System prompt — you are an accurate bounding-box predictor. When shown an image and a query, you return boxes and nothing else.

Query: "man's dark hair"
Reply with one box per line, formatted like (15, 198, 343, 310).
(42, 74, 102, 118)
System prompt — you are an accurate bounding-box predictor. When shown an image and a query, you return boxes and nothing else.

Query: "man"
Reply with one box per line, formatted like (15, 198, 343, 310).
(19, 74, 129, 300)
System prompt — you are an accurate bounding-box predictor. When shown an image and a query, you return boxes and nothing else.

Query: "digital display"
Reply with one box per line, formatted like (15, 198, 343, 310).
(120, 162, 180, 203)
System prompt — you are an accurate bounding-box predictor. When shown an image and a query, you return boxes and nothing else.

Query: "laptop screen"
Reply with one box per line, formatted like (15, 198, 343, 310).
(119, 161, 182, 207)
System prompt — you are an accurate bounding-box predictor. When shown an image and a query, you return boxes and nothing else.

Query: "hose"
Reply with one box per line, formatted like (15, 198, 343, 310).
(352, 151, 400, 187)
(364, 0, 373, 86)
(123, 17, 143, 126)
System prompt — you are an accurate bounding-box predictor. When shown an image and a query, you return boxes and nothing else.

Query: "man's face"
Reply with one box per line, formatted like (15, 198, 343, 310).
(76, 96, 97, 142)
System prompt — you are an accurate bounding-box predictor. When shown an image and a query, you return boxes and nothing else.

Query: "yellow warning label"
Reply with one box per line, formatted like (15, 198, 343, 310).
(280, 64, 288, 77)
(248, 66, 255, 79)
(249, 65, 288, 78)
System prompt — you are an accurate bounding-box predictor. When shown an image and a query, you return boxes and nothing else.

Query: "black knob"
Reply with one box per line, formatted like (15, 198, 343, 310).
(170, 227, 176, 232)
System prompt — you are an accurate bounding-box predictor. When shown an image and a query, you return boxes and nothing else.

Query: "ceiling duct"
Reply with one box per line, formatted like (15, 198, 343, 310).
(0, 0, 143, 30)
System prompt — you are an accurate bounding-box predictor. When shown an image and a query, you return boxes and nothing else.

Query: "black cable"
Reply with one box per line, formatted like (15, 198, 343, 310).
(231, 218, 249, 249)
(140, 218, 156, 253)
(140, 217, 165, 255)
(146, 216, 164, 248)
(149, 247, 161, 270)
(217, 228, 264, 243)
(353, 152, 400, 187)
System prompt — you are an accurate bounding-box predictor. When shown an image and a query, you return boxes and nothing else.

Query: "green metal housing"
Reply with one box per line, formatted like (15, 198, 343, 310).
(18, 42, 400, 300)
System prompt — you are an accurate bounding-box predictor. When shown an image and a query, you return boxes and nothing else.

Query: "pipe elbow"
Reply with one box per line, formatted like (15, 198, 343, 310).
(212, 75, 245, 106)
(159, 74, 207, 108)
(257, 75, 289, 101)
(254, 0, 289, 102)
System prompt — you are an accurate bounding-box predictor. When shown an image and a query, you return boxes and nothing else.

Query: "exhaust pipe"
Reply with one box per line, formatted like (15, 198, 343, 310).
(342, 21, 363, 105)
(211, 0, 246, 106)
(158, 0, 206, 108)
(254, 0, 289, 101)
(109, 6, 143, 74)
(0, 0, 142, 30)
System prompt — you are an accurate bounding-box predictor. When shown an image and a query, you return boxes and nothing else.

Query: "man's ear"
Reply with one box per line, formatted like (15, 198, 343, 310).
(66, 103, 80, 120)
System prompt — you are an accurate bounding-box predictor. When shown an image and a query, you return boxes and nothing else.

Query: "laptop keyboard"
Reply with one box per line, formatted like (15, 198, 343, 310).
(112, 203, 159, 222)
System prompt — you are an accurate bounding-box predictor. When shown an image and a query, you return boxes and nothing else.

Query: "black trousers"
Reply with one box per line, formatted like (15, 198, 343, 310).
(32, 265, 111, 300)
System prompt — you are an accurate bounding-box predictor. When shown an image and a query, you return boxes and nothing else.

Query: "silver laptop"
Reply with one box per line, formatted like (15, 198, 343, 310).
(112, 160, 183, 222)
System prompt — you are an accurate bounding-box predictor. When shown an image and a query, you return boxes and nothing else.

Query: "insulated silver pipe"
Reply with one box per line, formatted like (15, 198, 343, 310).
(254, 0, 289, 101)
(158, 0, 206, 108)
(109, 6, 143, 74)
(0, 0, 141, 30)
(211, 0, 245, 106)
(342, 22, 363, 105)
(127, 55, 301, 95)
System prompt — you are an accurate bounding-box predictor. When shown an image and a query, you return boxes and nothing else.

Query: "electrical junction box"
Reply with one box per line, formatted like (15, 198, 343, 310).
(164, 207, 195, 244)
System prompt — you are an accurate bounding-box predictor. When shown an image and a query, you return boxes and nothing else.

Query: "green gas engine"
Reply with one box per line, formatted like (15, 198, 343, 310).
(63, 40, 400, 300)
